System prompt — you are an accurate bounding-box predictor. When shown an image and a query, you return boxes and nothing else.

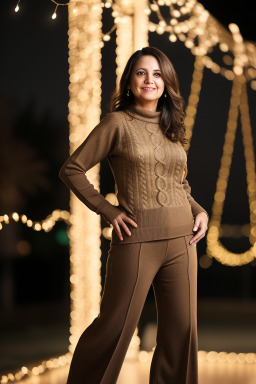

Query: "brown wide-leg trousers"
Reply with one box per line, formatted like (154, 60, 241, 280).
(66, 234, 198, 384)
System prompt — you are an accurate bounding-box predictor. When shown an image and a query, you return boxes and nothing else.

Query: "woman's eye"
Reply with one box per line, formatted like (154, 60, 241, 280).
(137, 71, 161, 76)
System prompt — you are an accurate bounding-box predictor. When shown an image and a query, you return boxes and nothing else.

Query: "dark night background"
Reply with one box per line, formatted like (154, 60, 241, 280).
(0, 0, 256, 375)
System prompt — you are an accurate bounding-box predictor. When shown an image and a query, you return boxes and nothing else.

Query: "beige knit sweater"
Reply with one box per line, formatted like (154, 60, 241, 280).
(59, 102, 208, 244)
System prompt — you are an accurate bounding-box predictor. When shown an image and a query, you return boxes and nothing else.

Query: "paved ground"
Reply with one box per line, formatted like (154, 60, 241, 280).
(1, 298, 256, 380)
(14, 358, 256, 384)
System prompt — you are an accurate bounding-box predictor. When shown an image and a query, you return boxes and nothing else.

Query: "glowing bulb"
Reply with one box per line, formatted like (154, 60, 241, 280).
(52, 4, 58, 20)
(73, 8, 77, 14)
(15, 5, 19, 12)
(228, 23, 240, 34)
(144, 8, 151, 15)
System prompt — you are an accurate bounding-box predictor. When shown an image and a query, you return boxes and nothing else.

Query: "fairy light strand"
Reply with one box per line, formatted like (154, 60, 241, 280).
(0, 210, 70, 232)
(1, 348, 256, 383)
(13, 0, 256, 88)
(4, 1, 256, 383)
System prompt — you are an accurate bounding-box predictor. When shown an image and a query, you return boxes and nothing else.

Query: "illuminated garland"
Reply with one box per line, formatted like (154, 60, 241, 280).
(0, 208, 251, 239)
(184, 54, 205, 152)
(0, 210, 70, 232)
(0, 353, 72, 383)
(206, 18, 256, 266)
(182, 25, 256, 267)
(1, 348, 256, 383)
(206, 75, 256, 266)
(3, 1, 256, 383)
(13, 0, 256, 89)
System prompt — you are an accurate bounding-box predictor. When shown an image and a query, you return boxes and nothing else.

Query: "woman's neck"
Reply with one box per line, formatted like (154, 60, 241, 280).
(124, 102, 161, 124)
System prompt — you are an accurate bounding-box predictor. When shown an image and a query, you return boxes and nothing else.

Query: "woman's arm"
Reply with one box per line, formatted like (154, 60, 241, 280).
(59, 113, 122, 225)
(181, 164, 209, 219)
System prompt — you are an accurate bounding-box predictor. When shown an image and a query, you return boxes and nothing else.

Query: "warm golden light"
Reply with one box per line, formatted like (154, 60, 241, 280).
(12, 0, 256, 88)
(0, 210, 70, 233)
(67, 0, 103, 355)
(206, 74, 256, 266)
(3, 1, 256, 382)
(184, 55, 205, 153)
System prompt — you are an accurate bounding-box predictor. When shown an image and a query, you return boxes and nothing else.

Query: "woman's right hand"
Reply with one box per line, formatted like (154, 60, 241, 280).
(112, 212, 138, 241)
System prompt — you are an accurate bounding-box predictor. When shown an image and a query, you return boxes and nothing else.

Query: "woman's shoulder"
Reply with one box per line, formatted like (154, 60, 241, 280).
(106, 109, 127, 121)
(93, 111, 126, 142)
(101, 110, 126, 126)
(100, 110, 129, 137)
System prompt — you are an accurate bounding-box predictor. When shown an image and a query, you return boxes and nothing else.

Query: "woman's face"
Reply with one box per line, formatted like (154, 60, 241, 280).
(129, 55, 165, 110)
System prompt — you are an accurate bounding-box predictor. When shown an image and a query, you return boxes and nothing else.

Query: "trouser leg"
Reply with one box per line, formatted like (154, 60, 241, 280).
(149, 234, 199, 384)
(66, 239, 168, 384)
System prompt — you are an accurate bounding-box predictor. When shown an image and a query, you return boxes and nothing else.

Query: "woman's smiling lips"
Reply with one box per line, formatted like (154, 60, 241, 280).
(141, 87, 156, 92)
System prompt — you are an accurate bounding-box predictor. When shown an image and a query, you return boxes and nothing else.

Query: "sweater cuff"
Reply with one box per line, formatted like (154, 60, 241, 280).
(191, 202, 209, 219)
(96, 200, 122, 225)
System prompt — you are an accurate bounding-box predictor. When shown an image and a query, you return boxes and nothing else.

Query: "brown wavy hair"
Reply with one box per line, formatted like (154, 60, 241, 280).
(109, 46, 188, 146)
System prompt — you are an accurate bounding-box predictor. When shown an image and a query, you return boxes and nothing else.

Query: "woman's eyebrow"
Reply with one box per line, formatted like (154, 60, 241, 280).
(136, 67, 161, 71)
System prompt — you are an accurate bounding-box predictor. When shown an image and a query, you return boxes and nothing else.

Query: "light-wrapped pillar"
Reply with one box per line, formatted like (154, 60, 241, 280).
(115, 0, 148, 85)
(67, 0, 103, 353)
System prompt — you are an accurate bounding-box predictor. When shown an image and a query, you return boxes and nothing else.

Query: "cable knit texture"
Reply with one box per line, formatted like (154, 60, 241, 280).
(59, 102, 208, 244)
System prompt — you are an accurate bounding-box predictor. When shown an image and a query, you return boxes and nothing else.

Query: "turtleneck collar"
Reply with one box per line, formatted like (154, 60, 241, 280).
(124, 102, 161, 124)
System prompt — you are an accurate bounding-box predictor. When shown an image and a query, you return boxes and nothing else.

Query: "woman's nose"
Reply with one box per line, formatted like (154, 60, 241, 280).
(145, 75, 154, 84)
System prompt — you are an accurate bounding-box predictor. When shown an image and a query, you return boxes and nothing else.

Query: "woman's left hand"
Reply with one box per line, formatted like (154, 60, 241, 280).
(189, 212, 208, 245)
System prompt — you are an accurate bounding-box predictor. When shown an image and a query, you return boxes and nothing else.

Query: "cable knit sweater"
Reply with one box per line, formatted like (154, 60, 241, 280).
(59, 102, 208, 244)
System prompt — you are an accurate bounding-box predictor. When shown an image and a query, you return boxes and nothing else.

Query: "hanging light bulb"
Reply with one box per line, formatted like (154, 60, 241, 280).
(52, 4, 58, 19)
(15, 0, 21, 12)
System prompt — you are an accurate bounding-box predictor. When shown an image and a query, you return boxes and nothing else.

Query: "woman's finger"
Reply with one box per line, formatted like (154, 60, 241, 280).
(112, 213, 138, 241)
(126, 217, 138, 228)
(113, 222, 123, 241)
(117, 213, 138, 228)
(120, 221, 132, 237)
(194, 233, 205, 244)
(190, 228, 203, 243)
(190, 225, 206, 241)
(190, 231, 206, 245)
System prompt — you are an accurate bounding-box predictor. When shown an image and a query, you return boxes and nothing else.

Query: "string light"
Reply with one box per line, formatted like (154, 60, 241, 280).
(12, 0, 256, 88)
(14, 0, 21, 12)
(205, 21, 256, 266)
(137, 349, 256, 365)
(52, 4, 58, 19)
(5, 1, 256, 382)
(67, 0, 103, 355)
(0, 210, 70, 232)
(0, 204, 250, 241)
(181, 20, 256, 267)
(206, 76, 256, 266)
(0, 353, 72, 384)
(184, 54, 205, 152)
(145, 0, 256, 87)
(1, 347, 256, 383)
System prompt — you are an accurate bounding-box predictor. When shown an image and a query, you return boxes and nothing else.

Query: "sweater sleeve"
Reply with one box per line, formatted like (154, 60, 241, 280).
(59, 113, 122, 225)
(181, 164, 209, 219)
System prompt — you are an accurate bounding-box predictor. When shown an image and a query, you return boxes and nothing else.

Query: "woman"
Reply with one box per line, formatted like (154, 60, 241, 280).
(59, 46, 209, 384)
